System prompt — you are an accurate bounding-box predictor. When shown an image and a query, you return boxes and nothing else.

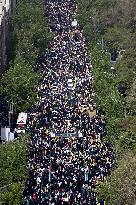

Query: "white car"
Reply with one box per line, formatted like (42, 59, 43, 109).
(67, 79, 74, 90)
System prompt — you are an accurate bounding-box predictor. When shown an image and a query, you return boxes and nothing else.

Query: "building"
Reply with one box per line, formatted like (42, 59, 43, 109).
(0, 0, 16, 75)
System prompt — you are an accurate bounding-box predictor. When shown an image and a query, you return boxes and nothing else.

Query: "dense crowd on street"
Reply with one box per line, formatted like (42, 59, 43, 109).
(23, 0, 115, 204)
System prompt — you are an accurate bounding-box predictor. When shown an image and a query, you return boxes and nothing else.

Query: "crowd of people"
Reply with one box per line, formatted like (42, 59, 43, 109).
(45, 0, 77, 32)
(23, 0, 115, 204)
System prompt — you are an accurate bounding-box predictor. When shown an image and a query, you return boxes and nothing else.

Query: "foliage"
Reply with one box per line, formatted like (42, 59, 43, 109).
(90, 45, 125, 136)
(115, 49, 136, 85)
(0, 135, 29, 205)
(76, 0, 136, 204)
(103, 27, 136, 53)
(10, 0, 53, 65)
(115, 131, 136, 156)
(0, 57, 39, 112)
(97, 152, 136, 205)
(77, 0, 117, 40)
(114, 48, 136, 115)
(76, 0, 136, 41)
(78, 0, 136, 135)
(0, 182, 24, 205)
(1, 0, 53, 112)
(116, 116, 136, 133)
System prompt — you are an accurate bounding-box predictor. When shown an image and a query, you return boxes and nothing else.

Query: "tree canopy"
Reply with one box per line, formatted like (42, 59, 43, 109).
(0, 57, 38, 112)
(77, 0, 136, 41)
(0, 135, 28, 205)
(97, 152, 136, 205)
(10, 0, 53, 65)
(76, 0, 136, 204)
(1, 0, 53, 112)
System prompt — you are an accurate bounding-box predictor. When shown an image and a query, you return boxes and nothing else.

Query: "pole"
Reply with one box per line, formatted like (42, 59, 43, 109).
(8, 98, 14, 128)
(109, 52, 111, 62)
(9, 111, 11, 128)
(11, 98, 14, 113)
(102, 37, 104, 52)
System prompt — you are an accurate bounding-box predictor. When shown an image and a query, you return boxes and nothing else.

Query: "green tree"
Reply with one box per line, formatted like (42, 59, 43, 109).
(91, 46, 125, 126)
(77, 2, 136, 205)
(97, 152, 136, 205)
(114, 48, 136, 114)
(104, 27, 136, 53)
(2, 0, 53, 112)
(115, 48, 136, 85)
(0, 57, 38, 112)
(76, 0, 136, 44)
(0, 135, 29, 204)
(10, 0, 53, 65)
(0, 182, 25, 205)
(115, 131, 136, 157)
